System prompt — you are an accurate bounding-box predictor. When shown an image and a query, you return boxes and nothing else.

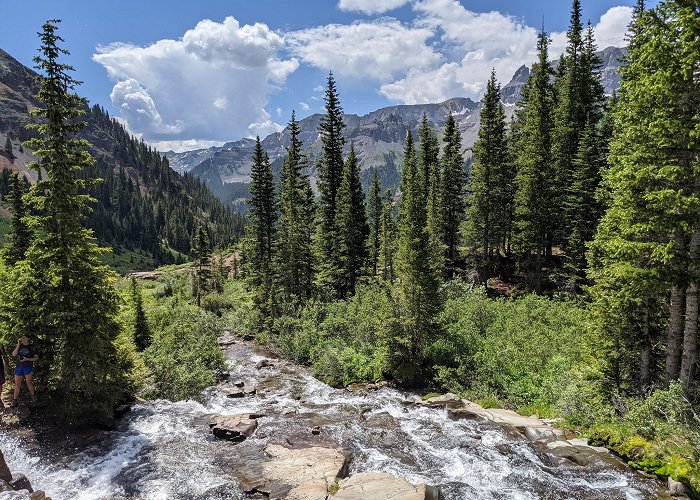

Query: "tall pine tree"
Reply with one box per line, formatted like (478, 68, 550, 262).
(392, 132, 442, 384)
(277, 112, 315, 303)
(316, 72, 346, 297)
(334, 144, 369, 297)
(367, 169, 382, 276)
(440, 114, 465, 277)
(513, 29, 555, 293)
(465, 69, 510, 283)
(7, 20, 127, 418)
(245, 136, 277, 326)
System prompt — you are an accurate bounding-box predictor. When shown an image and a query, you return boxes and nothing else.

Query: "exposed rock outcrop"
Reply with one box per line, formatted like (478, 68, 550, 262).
(334, 472, 439, 500)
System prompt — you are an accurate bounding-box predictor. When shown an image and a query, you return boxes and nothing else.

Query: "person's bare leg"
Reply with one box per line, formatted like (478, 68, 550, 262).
(13, 374, 22, 400)
(25, 374, 35, 396)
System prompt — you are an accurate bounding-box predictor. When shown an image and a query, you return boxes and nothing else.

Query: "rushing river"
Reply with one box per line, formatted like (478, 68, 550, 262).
(0, 339, 667, 500)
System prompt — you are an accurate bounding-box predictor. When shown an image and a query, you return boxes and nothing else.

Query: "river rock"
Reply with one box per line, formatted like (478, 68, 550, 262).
(545, 444, 623, 469)
(0, 480, 12, 492)
(210, 414, 260, 442)
(114, 404, 132, 418)
(237, 444, 347, 498)
(668, 477, 692, 498)
(447, 400, 490, 420)
(420, 393, 463, 408)
(10, 473, 33, 493)
(256, 359, 274, 369)
(524, 426, 566, 443)
(0, 449, 12, 483)
(225, 387, 245, 398)
(334, 472, 439, 500)
(30, 491, 51, 500)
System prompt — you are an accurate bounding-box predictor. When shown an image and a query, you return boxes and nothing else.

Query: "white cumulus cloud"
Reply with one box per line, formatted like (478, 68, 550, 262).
(337, 0, 411, 15)
(93, 16, 298, 150)
(285, 19, 441, 81)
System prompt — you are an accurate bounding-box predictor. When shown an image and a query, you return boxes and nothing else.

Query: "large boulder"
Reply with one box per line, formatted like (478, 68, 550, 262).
(209, 414, 260, 442)
(334, 472, 439, 500)
(0, 449, 12, 483)
(236, 444, 347, 498)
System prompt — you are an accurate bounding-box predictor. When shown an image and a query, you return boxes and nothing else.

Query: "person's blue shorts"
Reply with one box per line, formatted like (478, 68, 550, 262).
(15, 365, 33, 377)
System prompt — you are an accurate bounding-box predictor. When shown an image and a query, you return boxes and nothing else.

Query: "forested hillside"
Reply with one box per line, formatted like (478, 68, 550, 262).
(0, 48, 243, 267)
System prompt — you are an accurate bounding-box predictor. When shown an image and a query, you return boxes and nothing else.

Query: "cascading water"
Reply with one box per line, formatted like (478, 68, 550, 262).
(0, 340, 667, 500)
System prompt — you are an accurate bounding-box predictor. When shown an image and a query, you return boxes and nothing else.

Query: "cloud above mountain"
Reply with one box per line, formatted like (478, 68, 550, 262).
(93, 3, 634, 150)
(93, 17, 296, 150)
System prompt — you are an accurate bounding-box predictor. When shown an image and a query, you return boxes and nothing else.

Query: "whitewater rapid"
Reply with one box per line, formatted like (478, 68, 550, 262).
(0, 340, 666, 499)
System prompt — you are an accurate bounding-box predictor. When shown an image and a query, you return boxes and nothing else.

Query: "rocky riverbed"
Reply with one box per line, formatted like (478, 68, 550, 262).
(0, 336, 677, 499)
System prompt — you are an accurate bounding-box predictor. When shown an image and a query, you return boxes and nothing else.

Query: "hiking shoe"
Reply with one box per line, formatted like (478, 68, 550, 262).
(30, 394, 38, 403)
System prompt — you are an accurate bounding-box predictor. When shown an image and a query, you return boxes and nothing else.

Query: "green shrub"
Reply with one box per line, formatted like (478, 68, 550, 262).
(201, 293, 234, 316)
(142, 306, 225, 401)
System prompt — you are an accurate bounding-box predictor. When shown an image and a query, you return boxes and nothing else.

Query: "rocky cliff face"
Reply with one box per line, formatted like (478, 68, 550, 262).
(167, 46, 628, 209)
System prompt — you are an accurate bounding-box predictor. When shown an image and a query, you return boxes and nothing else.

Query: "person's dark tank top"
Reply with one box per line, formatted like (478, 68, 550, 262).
(18, 344, 34, 367)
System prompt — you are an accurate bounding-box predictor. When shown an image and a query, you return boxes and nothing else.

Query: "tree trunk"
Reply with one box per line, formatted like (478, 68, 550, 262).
(681, 174, 700, 390)
(680, 280, 698, 390)
(640, 306, 651, 392)
(665, 285, 685, 384)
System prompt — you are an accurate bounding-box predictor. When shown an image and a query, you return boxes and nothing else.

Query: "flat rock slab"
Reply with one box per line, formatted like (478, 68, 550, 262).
(479, 409, 546, 430)
(210, 413, 260, 442)
(334, 472, 439, 500)
(237, 444, 347, 499)
(419, 393, 463, 408)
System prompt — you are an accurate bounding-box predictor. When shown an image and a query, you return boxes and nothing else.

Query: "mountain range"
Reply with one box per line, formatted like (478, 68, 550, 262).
(166, 46, 626, 210)
(0, 48, 242, 269)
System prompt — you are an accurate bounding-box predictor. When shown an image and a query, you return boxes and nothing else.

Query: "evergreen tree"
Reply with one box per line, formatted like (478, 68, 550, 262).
(417, 114, 439, 201)
(192, 225, 211, 307)
(4, 136, 13, 159)
(588, 0, 700, 392)
(246, 136, 277, 322)
(131, 277, 150, 351)
(3, 173, 32, 265)
(379, 190, 397, 282)
(440, 114, 465, 277)
(392, 132, 442, 384)
(277, 112, 315, 303)
(367, 169, 382, 276)
(551, 0, 586, 251)
(465, 70, 509, 282)
(334, 144, 369, 297)
(316, 72, 346, 297)
(7, 20, 126, 418)
(513, 29, 555, 293)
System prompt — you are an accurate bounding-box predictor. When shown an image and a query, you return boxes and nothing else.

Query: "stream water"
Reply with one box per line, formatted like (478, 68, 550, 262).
(0, 339, 667, 500)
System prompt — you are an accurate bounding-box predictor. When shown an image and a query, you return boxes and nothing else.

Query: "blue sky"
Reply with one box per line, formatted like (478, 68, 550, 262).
(3, 0, 652, 151)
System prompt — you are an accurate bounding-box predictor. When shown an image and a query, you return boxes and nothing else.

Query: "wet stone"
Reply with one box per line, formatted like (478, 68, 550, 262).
(0, 449, 12, 483)
(334, 472, 439, 500)
(10, 473, 33, 493)
(210, 413, 260, 442)
(256, 359, 275, 369)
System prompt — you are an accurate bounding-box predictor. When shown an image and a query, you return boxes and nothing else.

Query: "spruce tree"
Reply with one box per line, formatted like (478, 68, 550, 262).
(246, 136, 277, 323)
(4, 136, 13, 159)
(440, 114, 465, 277)
(7, 20, 126, 418)
(513, 29, 555, 293)
(465, 70, 509, 283)
(316, 72, 346, 297)
(131, 277, 150, 351)
(334, 144, 369, 297)
(3, 173, 32, 265)
(367, 169, 382, 276)
(393, 132, 442, 384)
(277, 112, 315, 303)
(192, 225, 212, 307)
(379, 190, 397, 282)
